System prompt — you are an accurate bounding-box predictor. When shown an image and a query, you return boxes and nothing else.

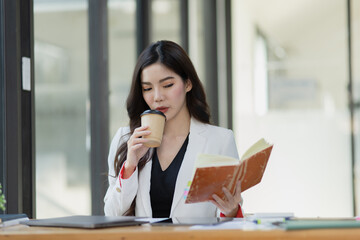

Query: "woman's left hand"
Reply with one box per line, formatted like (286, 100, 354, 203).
(209, 180, 243, 217)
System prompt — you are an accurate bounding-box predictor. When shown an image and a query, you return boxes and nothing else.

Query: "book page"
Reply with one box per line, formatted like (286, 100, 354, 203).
(194, 154, 239, 168)
(240, 138, 272, 160)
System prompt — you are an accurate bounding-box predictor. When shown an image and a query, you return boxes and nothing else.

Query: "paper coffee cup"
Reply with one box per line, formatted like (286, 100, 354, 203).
(140, 110, 166, 148)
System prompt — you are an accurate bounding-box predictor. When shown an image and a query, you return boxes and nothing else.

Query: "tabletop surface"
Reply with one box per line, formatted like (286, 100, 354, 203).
(2, 223, 360, 240)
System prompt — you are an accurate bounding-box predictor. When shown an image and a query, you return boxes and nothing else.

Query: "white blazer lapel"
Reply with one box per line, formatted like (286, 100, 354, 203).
(137, 157, 153, 217)
(170, 118, 207, 216)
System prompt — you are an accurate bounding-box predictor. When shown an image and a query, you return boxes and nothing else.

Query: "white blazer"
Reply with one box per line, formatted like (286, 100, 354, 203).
(104, 118, 239, 217)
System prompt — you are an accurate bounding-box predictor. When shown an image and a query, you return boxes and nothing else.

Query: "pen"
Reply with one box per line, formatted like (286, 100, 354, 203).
(253, 217, 287, 224)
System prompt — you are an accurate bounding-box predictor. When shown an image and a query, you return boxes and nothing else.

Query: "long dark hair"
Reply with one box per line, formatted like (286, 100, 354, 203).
(114, 40, 210, 215)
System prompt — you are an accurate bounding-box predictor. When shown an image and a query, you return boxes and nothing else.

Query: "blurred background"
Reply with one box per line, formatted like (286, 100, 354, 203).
(31, 0, 360, 218)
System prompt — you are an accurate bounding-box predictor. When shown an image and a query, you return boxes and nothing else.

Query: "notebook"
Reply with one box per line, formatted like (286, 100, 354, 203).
(21, 215, 148, 229)
(151, 217, 233, 226)
(0, 214, 29, 227)
(277, 219, 360, 230)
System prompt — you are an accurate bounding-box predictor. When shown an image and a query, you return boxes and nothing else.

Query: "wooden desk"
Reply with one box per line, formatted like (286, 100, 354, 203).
(1, 224, 360, 240)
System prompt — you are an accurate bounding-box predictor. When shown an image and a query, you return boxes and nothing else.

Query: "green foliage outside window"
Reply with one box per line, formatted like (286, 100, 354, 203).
(0, 183, 6, 211)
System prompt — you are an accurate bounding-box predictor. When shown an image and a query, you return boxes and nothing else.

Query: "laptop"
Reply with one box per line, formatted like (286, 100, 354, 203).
(21, 215, 148, 229)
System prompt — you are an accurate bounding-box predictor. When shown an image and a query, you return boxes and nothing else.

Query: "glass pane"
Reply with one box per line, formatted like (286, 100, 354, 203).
(34, 0, 90, 218)
(108, 0, 136, 136)
(232, 0, 352, 217)
(151, 0, 181, 43)
(352, 0, 360, 216)
(188, 0, 205, 85)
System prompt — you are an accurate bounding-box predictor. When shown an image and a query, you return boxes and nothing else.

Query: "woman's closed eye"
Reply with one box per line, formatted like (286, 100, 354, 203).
(164, 83, 173, 88)
(143, 87, 152, 92)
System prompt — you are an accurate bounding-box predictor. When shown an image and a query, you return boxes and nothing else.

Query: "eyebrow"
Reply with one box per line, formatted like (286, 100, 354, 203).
(141, 76, 174, 85)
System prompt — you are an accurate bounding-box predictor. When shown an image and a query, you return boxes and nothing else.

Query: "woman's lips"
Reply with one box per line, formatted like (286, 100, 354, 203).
(156, 107, 169, 113)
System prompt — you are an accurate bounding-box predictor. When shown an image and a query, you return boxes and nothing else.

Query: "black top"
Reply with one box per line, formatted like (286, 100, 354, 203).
(150, 135, 189, 218)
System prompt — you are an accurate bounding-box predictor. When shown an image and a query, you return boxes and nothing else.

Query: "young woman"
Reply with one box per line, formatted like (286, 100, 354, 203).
(104, 40, 243, 218)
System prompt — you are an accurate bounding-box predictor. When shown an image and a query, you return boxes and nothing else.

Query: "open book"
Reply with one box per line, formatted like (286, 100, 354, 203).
(185, 138, 273, 204)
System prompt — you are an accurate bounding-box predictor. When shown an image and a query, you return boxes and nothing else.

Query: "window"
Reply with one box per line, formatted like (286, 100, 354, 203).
(232, 0, 352, 217)
(34, 0, 90, 218)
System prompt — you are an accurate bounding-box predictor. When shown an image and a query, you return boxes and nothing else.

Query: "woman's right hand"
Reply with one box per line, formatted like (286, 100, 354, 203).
(123, 126, 151, 177)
